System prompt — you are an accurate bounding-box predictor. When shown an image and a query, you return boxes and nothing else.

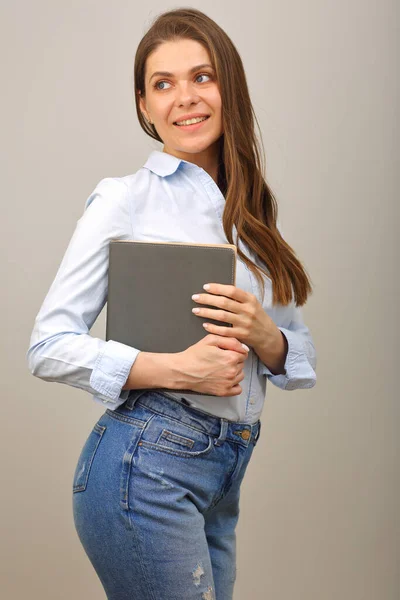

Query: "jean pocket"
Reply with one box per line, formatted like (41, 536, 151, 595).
(72, 422, 106, 493)
(138, 413, 214, 458)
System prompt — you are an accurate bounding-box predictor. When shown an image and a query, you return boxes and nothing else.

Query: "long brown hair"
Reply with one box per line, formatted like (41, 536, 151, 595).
(133, 7, 314, 307)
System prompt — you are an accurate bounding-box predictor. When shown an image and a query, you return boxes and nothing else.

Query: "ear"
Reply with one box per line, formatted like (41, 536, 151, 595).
(138, 92, 149, 121)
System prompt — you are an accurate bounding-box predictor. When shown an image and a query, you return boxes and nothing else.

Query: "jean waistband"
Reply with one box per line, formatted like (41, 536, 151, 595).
(113, 390, 261, 447)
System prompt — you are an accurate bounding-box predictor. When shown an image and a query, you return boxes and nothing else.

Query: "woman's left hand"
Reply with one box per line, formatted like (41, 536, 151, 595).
(191, 283, 276, 349)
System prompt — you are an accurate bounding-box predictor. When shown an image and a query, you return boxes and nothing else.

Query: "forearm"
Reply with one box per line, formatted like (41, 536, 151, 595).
(122, 351, 182, 391)
(253, 328, 288, 376)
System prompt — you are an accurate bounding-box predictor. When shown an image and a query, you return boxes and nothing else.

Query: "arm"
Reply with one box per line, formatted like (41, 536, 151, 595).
(26, 177, 174, 409)
(121, 351, 184, 391)
(254, 303, 317, 390)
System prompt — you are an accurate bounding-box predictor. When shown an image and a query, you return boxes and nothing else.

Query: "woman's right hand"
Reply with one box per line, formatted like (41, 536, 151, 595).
(175, 334, 250, 396)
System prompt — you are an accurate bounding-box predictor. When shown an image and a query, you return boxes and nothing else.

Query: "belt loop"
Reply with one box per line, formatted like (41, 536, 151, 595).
(254, 419, 261, 442)
(126, 390, 146, 410)
(214, 419, 228, 446)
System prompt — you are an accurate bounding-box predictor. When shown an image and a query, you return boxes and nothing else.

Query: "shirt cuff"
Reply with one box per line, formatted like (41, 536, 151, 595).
(90, 339, 141, 405)
(257, 327, 317, 390)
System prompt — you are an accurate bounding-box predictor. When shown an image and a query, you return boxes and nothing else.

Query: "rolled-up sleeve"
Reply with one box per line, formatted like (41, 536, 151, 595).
(26, 177, 140, 408)
(257, 304, 317, 390)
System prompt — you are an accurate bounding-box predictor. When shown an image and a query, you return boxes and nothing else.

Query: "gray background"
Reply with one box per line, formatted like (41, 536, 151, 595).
(2, 1, 398, 598)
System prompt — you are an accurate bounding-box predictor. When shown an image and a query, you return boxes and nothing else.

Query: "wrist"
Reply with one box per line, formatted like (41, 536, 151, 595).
(254, 328, 288, 376)
(122, 351, 185, 391)
(162, 352, 188, 390)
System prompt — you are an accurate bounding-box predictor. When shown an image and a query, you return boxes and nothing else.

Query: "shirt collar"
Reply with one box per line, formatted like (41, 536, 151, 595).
(142, 150, 199, 177)
(142, 149, 229, 232)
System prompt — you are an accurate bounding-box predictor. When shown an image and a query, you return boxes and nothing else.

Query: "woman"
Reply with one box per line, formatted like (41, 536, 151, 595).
(27, 7, 317, 600)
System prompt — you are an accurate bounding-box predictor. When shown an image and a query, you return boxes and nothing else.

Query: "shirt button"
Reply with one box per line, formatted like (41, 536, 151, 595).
(250, 397, 256, 404)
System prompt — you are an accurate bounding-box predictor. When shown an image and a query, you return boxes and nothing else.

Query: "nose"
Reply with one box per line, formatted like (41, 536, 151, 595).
(175, 81, 200, 105)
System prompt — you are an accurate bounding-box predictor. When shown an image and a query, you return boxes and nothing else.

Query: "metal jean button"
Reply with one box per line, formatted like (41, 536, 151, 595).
(233, 429, 251, 440)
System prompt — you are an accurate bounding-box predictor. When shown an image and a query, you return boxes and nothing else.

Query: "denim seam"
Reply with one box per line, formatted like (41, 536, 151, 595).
(118, 414, 158, 600)
(205, 443, 240, 512)
(105, 410, 147, 427)
(135, 401, 213, 436)
(138, 437, 214, 459)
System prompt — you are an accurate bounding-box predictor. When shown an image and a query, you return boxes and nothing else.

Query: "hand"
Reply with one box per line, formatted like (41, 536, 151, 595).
(191, 283, 276, 349)
(176, 334, 249, 396)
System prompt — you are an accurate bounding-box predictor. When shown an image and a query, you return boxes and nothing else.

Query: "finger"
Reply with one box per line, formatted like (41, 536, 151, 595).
(194, 294, 241, 315)
(198, 308, 238, 324)
(202, 322, 238, 334)
(202, 283, 249, 303)
(234, 371, 245, 385)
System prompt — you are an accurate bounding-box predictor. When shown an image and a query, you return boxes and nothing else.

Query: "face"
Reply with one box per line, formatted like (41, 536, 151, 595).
(139, 39, 223, 169)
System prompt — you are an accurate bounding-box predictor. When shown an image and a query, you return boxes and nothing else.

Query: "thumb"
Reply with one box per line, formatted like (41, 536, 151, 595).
(207, 334, 250, 355)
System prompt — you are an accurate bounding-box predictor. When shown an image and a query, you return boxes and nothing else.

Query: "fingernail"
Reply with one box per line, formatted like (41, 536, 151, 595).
(241, 343, 250, 351)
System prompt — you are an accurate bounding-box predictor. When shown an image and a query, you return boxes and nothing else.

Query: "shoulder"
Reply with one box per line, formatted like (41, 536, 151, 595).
(84, 167, 153, 211)
(120, 167, 155, 196)
(84, 176, 126, 211)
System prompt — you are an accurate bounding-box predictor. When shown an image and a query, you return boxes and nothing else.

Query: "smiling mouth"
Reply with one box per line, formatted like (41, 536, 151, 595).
(173, 115, 210, 126)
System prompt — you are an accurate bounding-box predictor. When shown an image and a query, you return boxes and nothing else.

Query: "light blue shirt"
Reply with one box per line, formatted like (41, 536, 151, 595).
(27, 149, 317, 424)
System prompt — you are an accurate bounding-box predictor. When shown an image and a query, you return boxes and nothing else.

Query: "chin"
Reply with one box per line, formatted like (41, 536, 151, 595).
(179, 135, 221, 151)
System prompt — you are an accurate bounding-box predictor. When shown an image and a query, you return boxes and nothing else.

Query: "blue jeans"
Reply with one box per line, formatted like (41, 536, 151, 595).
(72, 390, 261, 600)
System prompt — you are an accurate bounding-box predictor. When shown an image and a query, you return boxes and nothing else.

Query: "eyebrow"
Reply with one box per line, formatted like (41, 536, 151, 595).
(149, 63, 214, 83)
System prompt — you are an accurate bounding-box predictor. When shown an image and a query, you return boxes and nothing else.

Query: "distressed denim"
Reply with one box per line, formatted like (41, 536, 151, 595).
(72, 390, 261, 600)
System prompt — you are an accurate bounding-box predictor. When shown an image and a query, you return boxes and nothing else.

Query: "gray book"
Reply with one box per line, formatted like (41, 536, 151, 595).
(106, 240, 237, 396)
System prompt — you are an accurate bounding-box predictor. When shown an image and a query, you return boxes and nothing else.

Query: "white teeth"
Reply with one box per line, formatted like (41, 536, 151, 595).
(175, 116, 208, 126)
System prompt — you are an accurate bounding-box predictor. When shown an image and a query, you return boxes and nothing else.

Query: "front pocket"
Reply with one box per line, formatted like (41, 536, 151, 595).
(72, 422, 106, 493)
(138, 413, 213, 458)
(156, 428, 195, 449)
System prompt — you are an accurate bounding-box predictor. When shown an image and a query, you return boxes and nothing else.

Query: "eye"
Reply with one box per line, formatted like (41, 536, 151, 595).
(196, 73, 212, 83)
(154, 80, 171, 91)
(153, 72, 213, 91)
